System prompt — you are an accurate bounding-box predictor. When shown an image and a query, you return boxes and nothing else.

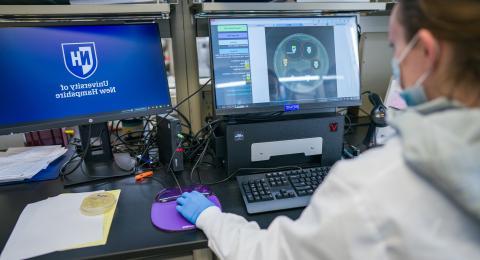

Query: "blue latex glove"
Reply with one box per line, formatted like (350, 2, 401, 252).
(176, 191, 215, 224)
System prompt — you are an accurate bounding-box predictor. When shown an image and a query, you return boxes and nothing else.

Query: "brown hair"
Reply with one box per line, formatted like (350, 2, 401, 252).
(398, 0, 480, 85)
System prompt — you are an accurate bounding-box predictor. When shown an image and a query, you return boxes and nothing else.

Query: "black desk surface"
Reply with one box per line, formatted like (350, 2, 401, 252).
(0, 166, 303, 259)
(0, 120, 368, 259)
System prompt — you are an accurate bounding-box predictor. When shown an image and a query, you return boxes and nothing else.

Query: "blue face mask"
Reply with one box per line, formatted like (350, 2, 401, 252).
(399, 86, 428, 107)
(391, 34, 431, 107)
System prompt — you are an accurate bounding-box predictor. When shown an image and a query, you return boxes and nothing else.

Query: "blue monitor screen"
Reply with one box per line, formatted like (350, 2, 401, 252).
(0, 23, 171, 134)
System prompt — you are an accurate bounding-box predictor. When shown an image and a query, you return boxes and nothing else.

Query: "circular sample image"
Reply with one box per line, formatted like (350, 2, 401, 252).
(273, 33, 329, 94)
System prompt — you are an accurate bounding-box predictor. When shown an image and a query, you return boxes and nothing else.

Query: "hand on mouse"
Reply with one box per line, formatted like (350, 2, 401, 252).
(176, 191, 216, 224)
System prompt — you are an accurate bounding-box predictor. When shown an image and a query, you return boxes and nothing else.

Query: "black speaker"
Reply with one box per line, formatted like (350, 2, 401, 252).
(156, 115, 184, 172)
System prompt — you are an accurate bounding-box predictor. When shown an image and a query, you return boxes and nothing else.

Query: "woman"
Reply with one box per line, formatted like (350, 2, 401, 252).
(176, 1, 480, 259)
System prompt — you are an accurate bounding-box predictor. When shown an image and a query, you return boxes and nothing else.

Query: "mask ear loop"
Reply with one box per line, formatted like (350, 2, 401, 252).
(394, 34, 420, 87)
(412, 34, 442, 97)
(397, 33, 420, 63)
(413, 68, 431, 87)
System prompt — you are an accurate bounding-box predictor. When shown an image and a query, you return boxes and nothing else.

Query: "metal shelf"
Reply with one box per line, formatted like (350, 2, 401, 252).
(194, 2, 387, 14)
(0, 4, 170, 18)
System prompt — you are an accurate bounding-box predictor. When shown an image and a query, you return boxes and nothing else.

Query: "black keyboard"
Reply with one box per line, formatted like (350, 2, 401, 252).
(236, 166, 330, 214)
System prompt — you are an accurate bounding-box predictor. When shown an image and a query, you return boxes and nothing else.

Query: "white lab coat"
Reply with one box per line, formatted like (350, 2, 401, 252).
(196, 137, 480, 260)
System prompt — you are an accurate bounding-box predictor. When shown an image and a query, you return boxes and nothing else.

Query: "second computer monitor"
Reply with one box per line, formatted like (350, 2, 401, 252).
(209, 16, 360, 115)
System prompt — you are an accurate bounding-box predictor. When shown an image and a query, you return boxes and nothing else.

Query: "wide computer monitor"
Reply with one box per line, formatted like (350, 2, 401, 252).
(209, 16, 361, 115)
(0, 21, 171, 135)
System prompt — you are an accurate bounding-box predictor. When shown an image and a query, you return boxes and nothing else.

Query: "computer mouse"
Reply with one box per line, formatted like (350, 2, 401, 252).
(151, 185, 221, 232)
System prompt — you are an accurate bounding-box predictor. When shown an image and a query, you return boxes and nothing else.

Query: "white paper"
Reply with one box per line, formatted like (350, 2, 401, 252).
(0, 145, 67, 182)
(384, 79, 407, 110)
(0, 191, 104, 260)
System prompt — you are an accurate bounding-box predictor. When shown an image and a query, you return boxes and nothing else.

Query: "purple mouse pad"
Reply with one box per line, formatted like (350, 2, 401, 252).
(151, 185, 222, 232)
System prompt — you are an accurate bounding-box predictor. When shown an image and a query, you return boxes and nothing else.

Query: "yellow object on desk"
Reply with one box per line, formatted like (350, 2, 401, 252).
(70, 189, 121, 250)
(80, 192, 117, 216)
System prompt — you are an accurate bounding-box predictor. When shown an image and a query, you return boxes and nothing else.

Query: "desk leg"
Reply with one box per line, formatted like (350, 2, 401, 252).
(193, 248, 213, 260)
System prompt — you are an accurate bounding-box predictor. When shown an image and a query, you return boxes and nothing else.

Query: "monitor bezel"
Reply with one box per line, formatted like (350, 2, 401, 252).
(0, 20, 172, 135)
(208, 15, 361, 116)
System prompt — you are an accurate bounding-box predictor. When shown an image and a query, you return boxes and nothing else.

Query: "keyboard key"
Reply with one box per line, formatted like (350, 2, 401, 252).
(295, 186, 310, 191)
(298, 190, 307, 196)
(260, 195, 270, 201)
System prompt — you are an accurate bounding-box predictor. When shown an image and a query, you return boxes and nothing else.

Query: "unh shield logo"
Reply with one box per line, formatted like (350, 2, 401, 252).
(61, 42, 98, 79)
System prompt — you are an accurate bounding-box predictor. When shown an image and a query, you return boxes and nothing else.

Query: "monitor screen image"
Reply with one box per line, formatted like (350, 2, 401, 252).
(209, 16, 360, 115)
(0, 22, 171, 134)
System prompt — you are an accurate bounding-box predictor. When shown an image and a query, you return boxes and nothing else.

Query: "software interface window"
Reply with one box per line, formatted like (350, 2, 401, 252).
(210, 17, 360, 110)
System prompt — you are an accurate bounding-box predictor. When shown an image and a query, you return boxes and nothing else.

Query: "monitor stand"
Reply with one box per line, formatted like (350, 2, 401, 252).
(61, 123, 134, 187)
